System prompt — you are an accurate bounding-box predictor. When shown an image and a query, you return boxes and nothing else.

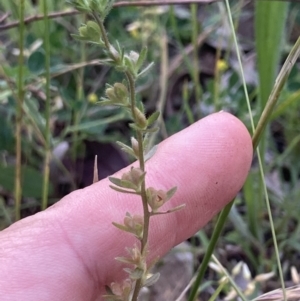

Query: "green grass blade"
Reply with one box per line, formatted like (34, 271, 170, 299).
(188, 202, 233, 301)
(255, 2, 288, 199)
(41, 0, 51, 210)
(255, 1, 288, 111)
(252, 36, 300, 149)
(191, 3, 202, 117)
(15, 0, 25, 221)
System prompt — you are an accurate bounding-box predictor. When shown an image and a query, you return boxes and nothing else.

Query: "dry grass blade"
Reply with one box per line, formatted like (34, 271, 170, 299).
(93, 155, 99, 183)
(253, 285, 300, 301)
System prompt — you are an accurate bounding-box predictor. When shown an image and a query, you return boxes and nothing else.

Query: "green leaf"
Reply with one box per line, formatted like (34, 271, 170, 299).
(144, 145, 157, 162)
(130, 268, 144, 280)
(0, 117, 14, 152)
(128, 123, 159, 133)
(152, 204, 186, 215)
(136, 46, 147, 71)
(115, 256, 134, 265)
(143, 126, 159, 134)
(70, 34, 89, 42)
(116, 141, 137, 158)
(147, 111, 160, 126)
(23, 98, 46, 133)
(109, 185, 140, 195)
(27, 50, 45, 74)
(97, 98, 113, 106)
(124, 56, 136, 75)
(120, 180, 138, 190)
(0, 165, 53, 198)
(143, 133, 150, 151)
(143, 273, 160, 287)
(87, 20, 100, 34)
(109, 177, 137, 190)
(137, 62, 154, 78)
(136, 100, 145, 114)
(128, 123, 141, 131)
(112, 221, 129, 232)
(166, 186, 177, 200)
(108, 176, 123, 187)
(64, 112, 126, 134)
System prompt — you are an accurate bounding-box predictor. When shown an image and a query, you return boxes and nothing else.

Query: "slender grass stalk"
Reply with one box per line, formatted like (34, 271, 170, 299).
(211, 255, 247, 301)
(214, 0, 246, 111)
(188, 202, 233, 301)
(182, 80, 195, 124)
(169, 6, 202, 116)
(252, 37, 300, 149)
(213, 2, 229, 112)
(255, 0, 288, 229)
(191, 3, 202, 117)
(71, 14, 87, 161)
(149, 30, 169, 147)
(41, 0, 51, 210)
(0, 197, 12, 226)
(256, 148, 286, 300)
(15, 0, 25, 221)
(207, 280, 227, 301)
(188, 4, 300, 301)
(213, 40, 222, 112)
(223, 0, 244, 64)
(169, 6, 193, 70)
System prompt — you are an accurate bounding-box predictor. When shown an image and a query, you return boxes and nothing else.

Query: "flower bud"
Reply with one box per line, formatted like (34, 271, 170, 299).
(110, 279, 132, 299)
(86, 21, 101, 42)
(78, 25, 88, 38)
(109, 45, 120, 60)
(114, 83, 128, 99)
(146, 187, 168, 212)
(131, 137, 139, 156)
(105, 83, 129, 106)
(121, 167, 144, 190)
(123, 213, 144, 238)
(134, 107, 147, 129)
(129, 51, 139, 64)
(105, 87, 117, 102)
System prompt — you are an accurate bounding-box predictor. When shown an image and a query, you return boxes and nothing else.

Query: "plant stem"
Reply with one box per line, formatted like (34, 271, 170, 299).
(187, 202, 233, 301)
(41, 0, 51, 210)
(125, 71, 150, 301)
(191, 3, 202, 118)
(94, 13, 111, 51)
(252, 36, 300, 149)
(15, 0, 25, 221)
(95, 14, 151, 301)
(71, 14, 87, 162)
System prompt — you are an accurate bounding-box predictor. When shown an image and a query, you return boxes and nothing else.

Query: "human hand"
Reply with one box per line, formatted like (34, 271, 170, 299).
(0, 112, 252, 301)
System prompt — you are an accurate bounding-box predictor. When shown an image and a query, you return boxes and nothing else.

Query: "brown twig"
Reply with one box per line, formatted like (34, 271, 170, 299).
(0, 0, 218, 31)
(1, 0, 298, 31)
(0, 12, 10, 23)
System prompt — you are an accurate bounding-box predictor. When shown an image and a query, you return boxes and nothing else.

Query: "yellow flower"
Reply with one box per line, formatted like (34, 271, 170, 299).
(216, 59, 228, 72)
(87, 93, 98, 103)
